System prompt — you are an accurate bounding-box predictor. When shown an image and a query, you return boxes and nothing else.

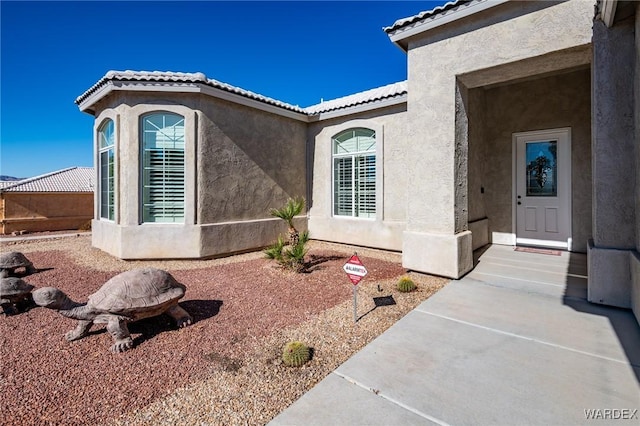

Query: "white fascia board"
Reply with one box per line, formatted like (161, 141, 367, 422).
(77, 82, 115, 113)
(78, 81, 309, 122)
(306, 95, 407, 122)
(198, 85, 308, 122)
(388, 0, 511, 47)
(601, 0, 618, 27)
(77, 81, 201, 113)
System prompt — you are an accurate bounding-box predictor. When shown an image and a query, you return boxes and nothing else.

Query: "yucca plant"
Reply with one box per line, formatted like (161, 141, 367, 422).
(264, 235, 286, 262)
(282, 230, 309, 272)
(270, 197, 305, 246)
(266, 198, 309, 272)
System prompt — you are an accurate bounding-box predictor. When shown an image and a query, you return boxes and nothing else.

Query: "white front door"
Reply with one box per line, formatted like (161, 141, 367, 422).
(513, 128, 571, 249)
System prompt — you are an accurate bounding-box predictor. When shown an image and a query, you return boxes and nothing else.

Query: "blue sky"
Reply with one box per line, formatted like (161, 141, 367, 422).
(1, 1, 444, 178)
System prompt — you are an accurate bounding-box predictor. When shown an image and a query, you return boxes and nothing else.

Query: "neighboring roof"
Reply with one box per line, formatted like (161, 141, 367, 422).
(76, 70, 408, 121)
(384, 0, 510, 50)
(0, 167, 94, 193)
(304, 81, 407, 115)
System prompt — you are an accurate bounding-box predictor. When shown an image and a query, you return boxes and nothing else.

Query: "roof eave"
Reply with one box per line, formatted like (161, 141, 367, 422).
(77, 80, 309, 122)
(198, 85, 309, 122)
(386, 0, 511, 48)
(77, 81, 203, 115)
(307, 94, 407, 122)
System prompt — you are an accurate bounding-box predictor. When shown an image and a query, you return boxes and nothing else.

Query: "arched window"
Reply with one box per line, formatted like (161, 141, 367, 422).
(332, 128, 376, 218)
(140, 112, 185, 223)
(98, 119, 115, 220)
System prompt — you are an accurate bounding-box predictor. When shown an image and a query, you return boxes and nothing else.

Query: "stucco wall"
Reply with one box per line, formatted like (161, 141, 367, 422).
(632, 4, 640, 323)
(1, 192, 93, 234)
(467, 87, 487, 224)
(197, 95, 307, 223)
(307, 104, 408, 250)
(592, 17, 637, 250)
(483, 69, 592, 253)
(635, 4, 640, 253)
(90, 91, 307, 259)
(401, 0, 593, 276)
(589, 10, 638, 310)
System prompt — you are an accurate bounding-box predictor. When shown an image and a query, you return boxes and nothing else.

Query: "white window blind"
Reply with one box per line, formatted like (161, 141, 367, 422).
(332, 128, 376, 218)
(98, 119, 115, 220)
(141, 113, 185, 223)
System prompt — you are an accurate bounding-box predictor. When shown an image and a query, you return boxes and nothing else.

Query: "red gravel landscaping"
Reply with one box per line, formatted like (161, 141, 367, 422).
(0, 249, 406, 425)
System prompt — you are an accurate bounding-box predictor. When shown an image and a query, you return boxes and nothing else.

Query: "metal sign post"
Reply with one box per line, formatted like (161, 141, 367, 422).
(343, 253, 368, 323)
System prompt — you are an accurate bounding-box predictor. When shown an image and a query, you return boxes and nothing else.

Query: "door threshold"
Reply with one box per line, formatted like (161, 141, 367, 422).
(516, 237, 570, 250)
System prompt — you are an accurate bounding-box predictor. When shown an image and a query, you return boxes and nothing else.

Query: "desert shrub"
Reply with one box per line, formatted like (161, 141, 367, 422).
(266, 198, 309, 272)
(264, 236, 286, 262)
(397, 276, 417, 293)
(282, 341, 311, 367)
(269, 197, 305, 246)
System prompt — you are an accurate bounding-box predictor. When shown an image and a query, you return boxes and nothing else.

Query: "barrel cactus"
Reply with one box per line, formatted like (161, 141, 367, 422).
(282, 341, 311, 367)
(397, 276, 417, 293)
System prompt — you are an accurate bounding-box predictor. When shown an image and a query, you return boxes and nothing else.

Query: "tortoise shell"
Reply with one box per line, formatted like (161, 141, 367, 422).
(87, 268, 185, 315)
(0, 277, 35, 298)
(0, 252, 33, 269)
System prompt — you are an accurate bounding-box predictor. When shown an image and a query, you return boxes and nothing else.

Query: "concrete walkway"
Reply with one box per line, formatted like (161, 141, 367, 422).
(270, 245, 640, 425)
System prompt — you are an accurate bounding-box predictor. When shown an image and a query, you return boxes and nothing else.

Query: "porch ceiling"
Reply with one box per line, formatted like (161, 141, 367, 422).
(457, 44, 592, 89)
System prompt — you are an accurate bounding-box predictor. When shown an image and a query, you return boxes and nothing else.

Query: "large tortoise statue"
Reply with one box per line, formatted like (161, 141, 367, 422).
(1, 277, 35, 315)
(32, 268, 193, 353)
(0, 252, 36, 278)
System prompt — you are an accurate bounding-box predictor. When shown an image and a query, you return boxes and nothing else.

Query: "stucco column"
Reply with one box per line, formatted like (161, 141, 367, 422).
(589, 17, 637, 308)
(402, 67, 472, 278)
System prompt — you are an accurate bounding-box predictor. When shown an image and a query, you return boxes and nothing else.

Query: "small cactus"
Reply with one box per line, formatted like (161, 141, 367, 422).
(282, 341, 311, 367)
(397, 276, 417, 293)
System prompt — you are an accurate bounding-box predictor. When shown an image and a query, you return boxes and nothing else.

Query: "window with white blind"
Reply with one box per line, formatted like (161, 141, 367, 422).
(141, 112, 185, 223)
(98, 119, 115, 220)
(332, 128, 376, 218)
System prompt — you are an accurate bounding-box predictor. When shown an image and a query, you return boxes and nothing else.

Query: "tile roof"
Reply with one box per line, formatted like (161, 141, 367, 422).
(383, 0, 473, 33)
(0, 167, 94, 193)
(304, 81, 407, 115)
(75, 70, 306, 113)
(76, 70, 408, 119)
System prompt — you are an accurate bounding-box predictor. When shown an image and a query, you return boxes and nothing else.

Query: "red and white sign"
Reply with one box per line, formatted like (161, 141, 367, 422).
(343, 254, 368, 285)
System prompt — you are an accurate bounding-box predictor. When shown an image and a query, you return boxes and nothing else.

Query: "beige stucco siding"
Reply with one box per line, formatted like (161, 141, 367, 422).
(400, 0, 593, 277)
(307, 104, 408, 250)
(197, 95, 307, 223)
(90, 91, 306, 259)
(405, 0, 593, 234)
(635, 6, 640, 252)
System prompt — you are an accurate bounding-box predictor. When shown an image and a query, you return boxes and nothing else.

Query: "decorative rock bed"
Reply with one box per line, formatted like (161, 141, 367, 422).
(0, 236, 447, 425)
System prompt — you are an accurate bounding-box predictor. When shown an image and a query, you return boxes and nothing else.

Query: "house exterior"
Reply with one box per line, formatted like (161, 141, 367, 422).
(0, 167, 94, 234)
(76, 0, 639, 325)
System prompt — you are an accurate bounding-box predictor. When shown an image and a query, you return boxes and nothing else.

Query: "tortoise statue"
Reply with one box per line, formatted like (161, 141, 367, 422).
(0, 252, 36, 278)
(1, 277, 35, 315)
(32, 268, 193, 353)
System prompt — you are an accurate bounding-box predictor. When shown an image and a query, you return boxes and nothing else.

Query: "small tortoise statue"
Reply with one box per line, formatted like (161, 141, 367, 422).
(0, 251, 36, 278)
(1, 277, 35, 315)
(32, 268, 193, 353)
